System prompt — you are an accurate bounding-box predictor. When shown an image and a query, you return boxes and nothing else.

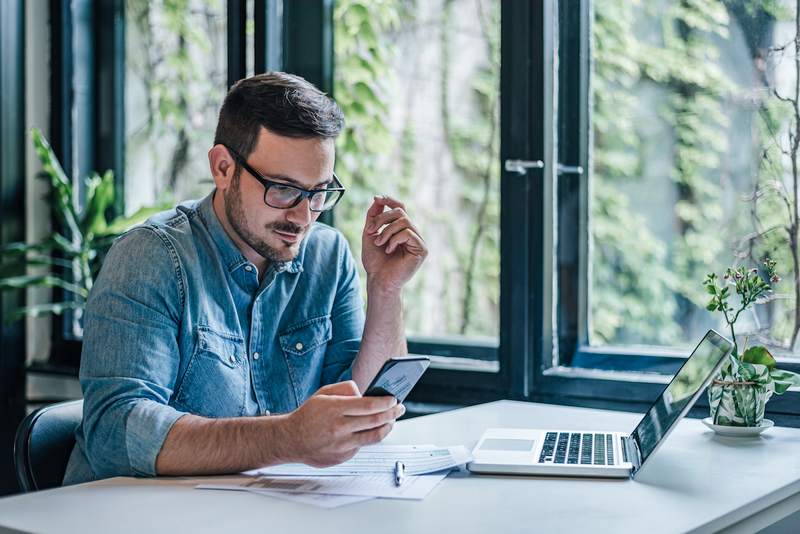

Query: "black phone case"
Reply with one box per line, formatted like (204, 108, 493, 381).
(363, 357, 430, 402)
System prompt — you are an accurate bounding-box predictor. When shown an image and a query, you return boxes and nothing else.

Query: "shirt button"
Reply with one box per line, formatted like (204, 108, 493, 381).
(295, 342, 304, 351)
(244, 265, 253, 272)
(253, 352, 260, 360)
(229, 355, 236, 364)
(262, 409, 271, 416)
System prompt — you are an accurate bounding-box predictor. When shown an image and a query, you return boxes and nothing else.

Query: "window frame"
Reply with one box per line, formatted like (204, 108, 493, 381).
(0, 0, 28, 494)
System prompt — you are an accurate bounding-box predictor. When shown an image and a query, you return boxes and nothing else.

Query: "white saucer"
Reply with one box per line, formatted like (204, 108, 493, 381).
(702, 417, 774, 436)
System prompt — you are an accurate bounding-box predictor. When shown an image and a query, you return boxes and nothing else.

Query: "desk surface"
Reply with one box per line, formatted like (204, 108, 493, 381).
(1, 400, 799, 534)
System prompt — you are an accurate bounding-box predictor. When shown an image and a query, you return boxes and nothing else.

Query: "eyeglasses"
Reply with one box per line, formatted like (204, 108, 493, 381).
(224, 145, 346, 212)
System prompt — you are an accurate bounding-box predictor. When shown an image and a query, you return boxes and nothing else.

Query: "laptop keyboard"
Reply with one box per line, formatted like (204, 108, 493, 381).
(538, 432, 616, 465)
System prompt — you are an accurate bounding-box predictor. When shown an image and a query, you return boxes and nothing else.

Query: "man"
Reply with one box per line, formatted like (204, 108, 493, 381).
(63, 72, 427, 484)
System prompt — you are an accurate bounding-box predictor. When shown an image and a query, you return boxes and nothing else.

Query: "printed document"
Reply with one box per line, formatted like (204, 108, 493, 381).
(244, 444, 472, 477)
(197, 471, 449, 500)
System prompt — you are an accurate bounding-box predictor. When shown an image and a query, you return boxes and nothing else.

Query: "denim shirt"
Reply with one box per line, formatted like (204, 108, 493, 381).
(63, 192, 365, 484)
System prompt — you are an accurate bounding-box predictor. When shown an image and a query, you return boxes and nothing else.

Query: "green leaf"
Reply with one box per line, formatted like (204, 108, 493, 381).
(769, 369, 800, 394)
(4, 301, 84, 323)
(741, 346, 777, 369)
(0, 274, 88, 298)
(80, 170, 116, 237)
(31, 129, 82, 240)
(104, 203, 170, 235)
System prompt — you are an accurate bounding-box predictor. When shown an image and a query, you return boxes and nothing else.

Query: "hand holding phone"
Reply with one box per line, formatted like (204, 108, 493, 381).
(363, 356, 431, 402)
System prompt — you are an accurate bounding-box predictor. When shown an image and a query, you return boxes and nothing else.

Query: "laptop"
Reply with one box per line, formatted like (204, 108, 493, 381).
(468, 329, 733, 479)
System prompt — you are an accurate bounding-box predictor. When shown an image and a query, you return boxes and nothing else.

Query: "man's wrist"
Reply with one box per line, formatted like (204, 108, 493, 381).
(261, 413, 299, 465)
(366, 276, 404, 300)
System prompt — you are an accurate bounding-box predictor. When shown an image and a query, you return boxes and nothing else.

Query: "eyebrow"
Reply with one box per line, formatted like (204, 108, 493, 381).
(266, 173, 333, 189)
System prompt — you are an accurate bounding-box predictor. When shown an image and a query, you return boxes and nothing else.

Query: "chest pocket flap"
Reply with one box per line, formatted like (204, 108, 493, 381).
(196, 326, 245, 368)
(279, 316, 332, 356)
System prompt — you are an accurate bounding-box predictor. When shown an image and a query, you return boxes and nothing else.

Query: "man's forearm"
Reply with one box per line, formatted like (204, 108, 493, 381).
(155, 413, 295, 476)
(351, 278, 408, 392)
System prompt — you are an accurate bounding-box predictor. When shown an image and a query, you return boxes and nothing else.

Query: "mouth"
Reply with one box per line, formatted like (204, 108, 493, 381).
(273, 229, 302, 244)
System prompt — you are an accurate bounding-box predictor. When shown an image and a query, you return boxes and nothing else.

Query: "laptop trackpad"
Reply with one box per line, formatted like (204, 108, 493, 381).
(479, 438, 536, 452)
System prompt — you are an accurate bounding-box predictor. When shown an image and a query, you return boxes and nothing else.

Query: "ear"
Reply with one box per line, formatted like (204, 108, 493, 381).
(208, 144, 236, 192)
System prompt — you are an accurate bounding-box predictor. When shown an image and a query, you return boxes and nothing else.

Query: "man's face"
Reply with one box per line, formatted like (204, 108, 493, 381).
(216, 128, 335, 264)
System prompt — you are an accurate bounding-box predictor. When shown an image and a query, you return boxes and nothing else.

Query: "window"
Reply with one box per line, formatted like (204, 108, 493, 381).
(124, 0, 228, 214)
(332, 0, 501, 366)
(550, 0, 800, 422)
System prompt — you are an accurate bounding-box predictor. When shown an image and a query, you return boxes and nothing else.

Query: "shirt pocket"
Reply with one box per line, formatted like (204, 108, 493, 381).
(174, 325, 248, 417)
(279, 315, 333, 404)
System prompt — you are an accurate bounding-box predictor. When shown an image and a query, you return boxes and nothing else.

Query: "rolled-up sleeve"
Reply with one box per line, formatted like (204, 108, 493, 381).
(79, 227, 187, 478)
(321, 233, 365, 385)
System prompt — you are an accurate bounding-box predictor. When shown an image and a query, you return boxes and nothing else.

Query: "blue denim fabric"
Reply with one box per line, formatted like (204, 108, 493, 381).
(63, 192, 365, 484)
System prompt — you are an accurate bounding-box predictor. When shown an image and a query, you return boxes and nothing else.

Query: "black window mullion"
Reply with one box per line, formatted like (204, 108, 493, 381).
(95, 0, 125, 218)
(48, 0, 83, 365)
(227, 0, 247, 88)
(0, 0, 27, 494)
(254, 0, 283, 73)
(555, 0, 590, 367)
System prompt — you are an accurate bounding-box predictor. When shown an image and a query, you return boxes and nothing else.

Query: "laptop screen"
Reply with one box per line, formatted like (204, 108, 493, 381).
(631, 330, 732, 468)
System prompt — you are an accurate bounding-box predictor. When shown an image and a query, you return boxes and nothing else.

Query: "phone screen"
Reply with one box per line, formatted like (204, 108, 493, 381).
(364, 357, 430, 402)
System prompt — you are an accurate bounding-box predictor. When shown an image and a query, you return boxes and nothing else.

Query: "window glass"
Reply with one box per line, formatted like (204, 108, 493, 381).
(125, 0, 227, 213)
(590, 0, 800, 358)
(333, 0, 501, 349)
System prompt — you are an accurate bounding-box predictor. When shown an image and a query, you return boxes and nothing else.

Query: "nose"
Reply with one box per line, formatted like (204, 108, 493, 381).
(285, 197, 313, 227)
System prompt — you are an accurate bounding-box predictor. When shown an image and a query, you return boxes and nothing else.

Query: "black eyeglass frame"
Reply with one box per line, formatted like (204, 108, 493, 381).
(224, 145, 346, 212)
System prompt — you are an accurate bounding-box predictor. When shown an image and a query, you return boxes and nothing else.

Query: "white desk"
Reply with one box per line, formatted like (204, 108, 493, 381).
(1, 400, 799, 534)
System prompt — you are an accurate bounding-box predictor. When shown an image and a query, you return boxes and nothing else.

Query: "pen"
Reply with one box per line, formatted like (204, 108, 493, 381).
(394, 460, 405, 487)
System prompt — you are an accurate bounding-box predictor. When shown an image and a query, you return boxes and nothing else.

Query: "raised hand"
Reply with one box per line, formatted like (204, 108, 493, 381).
(361, 195, 428, 293)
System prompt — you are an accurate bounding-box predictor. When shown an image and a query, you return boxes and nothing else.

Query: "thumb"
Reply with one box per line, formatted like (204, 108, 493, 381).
(315, 380, 361, 397)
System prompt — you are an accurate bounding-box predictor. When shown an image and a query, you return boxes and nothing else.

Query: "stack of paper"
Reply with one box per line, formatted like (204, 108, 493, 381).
(196, 444, 473, 508)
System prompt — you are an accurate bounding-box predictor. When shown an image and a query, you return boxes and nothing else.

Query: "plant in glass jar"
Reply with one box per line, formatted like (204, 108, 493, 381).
(703, 260, 800, 427)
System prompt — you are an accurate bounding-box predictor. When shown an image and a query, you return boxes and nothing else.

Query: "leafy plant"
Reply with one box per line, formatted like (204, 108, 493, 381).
(703, 260, 800, 425)
(0, 128, 166, 325)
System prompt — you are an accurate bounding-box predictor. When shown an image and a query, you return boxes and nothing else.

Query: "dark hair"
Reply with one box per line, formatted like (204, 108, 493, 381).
(213, 72, 344, 159)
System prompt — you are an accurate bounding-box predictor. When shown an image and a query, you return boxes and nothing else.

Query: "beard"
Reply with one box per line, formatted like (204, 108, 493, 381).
(224, 171, 305, 263)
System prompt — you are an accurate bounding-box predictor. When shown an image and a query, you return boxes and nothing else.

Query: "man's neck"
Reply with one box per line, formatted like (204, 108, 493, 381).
(211, 190, 270, 275)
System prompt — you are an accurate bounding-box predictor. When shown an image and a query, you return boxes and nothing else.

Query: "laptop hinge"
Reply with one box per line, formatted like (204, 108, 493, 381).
(622, 435, 642, 476)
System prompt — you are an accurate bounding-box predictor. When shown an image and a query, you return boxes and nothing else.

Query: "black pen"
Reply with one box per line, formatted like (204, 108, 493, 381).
(394, 461, 405, 487)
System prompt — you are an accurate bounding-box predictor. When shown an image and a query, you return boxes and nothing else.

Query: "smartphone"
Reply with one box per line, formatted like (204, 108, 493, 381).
(363, 356, 431, 402)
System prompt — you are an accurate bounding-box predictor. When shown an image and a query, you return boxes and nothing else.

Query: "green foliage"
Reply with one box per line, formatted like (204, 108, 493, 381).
(592, 0, 683, 345)
(0, 129, 167, 324)
(334, 0, 501, 338)
(126, 0, 224, 196)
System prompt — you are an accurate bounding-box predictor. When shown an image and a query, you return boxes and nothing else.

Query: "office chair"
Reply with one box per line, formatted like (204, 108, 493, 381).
(14, 399, 83, 492)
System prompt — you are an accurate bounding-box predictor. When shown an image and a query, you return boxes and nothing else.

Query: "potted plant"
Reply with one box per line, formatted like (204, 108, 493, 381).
(703, 259, 800, 427)
(0, 129, 166, 333)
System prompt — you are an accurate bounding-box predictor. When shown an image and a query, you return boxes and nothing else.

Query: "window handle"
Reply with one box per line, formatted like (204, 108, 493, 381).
(504, 159, 544, 175)
(557, 164, 584, 176)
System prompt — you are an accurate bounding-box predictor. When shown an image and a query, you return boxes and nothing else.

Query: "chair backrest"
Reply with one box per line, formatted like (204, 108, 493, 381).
(14, 399, 83, 492)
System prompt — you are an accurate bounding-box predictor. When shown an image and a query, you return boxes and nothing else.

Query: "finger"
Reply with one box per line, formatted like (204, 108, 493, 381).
(344, 404, 405, 432)
(374, 195, 406, 211)
(364, 198, 386, 225)
(336, 395, 397, 416)
(315, 380, 360, 397)
(369, 207, 406, 233)
(352, 422, 394, 447)
(385, 229, 427, 256)
(374, 218, 414, 247)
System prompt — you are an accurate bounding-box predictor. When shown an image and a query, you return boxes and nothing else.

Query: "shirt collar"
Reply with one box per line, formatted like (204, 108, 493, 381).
(197, 191, 302, 275)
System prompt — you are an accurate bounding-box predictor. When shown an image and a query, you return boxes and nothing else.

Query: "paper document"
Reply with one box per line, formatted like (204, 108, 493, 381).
(244, 444, 473, 477)
(197, 471, 449, 500)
